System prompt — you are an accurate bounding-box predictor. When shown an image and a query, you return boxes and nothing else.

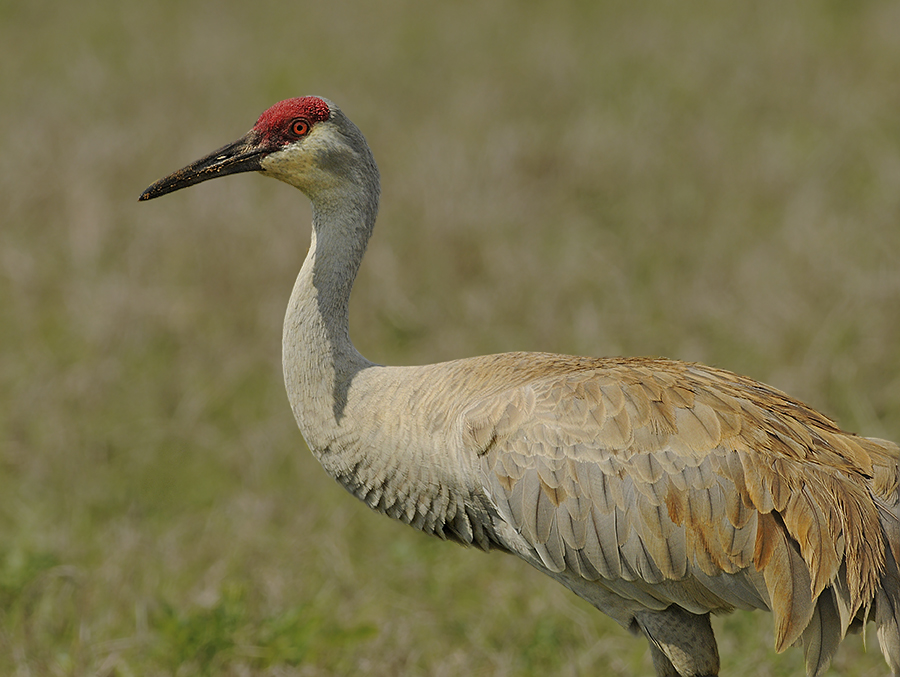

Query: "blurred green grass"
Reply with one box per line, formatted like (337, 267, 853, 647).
(1, 0, 899, 674)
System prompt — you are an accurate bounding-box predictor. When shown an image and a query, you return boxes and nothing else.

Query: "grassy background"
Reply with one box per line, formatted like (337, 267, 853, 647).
(1, 0, 899, 675)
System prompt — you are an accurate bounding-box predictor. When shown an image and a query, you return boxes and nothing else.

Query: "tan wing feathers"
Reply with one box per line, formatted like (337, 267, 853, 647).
(869, 436, 900, 497)
(782, 487, 841, 598)
(558, 494, 589, 549)
(621, 524, 666, 583)
(874, 545, 900, 673)
(751, 510, 816, 650)
(585, 504, 621, 579)
(459, 354, 896, 659)
(674, 404, 721, 452)
(801, 591, 843, 677)
(738, 449, 777, 513)
(507, 469, 538, 542)
(573, 459, 618, 513)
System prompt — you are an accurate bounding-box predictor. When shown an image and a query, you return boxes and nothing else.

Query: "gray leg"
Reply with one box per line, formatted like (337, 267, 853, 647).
(633, 606, 719, 677)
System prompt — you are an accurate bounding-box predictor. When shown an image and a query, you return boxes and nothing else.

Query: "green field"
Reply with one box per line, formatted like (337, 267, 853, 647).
(1, 1, 899, 675)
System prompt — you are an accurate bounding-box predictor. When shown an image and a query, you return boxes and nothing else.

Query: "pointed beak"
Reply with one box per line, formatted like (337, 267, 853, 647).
(139, 131, 269, 201)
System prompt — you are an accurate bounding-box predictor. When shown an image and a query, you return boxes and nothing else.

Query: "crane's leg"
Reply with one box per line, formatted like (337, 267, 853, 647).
(633, 606, 719, 677)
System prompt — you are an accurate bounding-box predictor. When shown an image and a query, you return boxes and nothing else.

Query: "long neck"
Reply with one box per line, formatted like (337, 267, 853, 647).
(280, 172, 500, 552)
(282, 180, 378, 451)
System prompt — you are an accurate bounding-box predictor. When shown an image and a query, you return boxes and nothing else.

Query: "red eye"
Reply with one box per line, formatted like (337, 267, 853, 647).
(291, 119, 310, 137)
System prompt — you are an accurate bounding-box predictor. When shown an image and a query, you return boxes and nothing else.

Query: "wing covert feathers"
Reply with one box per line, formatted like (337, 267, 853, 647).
(460, 354, 900, 675)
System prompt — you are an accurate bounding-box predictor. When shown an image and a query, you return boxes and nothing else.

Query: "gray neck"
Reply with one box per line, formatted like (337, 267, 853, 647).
(279, 168, 500, 552)
(282, 182, 378, 449)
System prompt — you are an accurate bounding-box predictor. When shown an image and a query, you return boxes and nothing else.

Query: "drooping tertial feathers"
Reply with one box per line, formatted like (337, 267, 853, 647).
(141, 96, 900, 677)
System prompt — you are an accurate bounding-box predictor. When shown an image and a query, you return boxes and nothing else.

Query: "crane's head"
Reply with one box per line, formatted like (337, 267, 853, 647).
(140, 96, 378, 202)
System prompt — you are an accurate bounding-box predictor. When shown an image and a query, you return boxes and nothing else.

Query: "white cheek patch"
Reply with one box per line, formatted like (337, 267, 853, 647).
(260, 133, 340, 193)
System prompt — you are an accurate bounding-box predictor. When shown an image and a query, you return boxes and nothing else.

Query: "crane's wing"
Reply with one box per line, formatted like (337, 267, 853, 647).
(458, 357, 899, 664)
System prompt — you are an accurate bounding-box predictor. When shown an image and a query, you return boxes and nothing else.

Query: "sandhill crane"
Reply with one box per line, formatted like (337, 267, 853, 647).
(140, 96, 900, 677)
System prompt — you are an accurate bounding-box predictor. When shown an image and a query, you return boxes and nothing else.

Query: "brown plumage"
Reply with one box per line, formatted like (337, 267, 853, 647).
(141, 97, 900, 676)
(462, 353, 899, 675)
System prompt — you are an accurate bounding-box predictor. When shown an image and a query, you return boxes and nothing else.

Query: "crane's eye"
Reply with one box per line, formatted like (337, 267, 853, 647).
(291, 119, 310, 137)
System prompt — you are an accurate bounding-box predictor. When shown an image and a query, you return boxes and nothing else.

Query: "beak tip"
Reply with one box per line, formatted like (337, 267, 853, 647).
(138, 185, 160, 202)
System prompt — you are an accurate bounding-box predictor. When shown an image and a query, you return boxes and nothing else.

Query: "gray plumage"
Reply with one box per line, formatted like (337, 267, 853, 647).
(141, 96, 900, 677)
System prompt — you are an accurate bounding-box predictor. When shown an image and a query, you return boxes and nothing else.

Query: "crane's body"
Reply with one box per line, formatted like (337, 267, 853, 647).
(141, 97, 900, 677)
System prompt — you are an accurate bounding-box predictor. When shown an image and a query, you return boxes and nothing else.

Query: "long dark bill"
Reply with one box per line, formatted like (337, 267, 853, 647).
(139, 131, 267, 201)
